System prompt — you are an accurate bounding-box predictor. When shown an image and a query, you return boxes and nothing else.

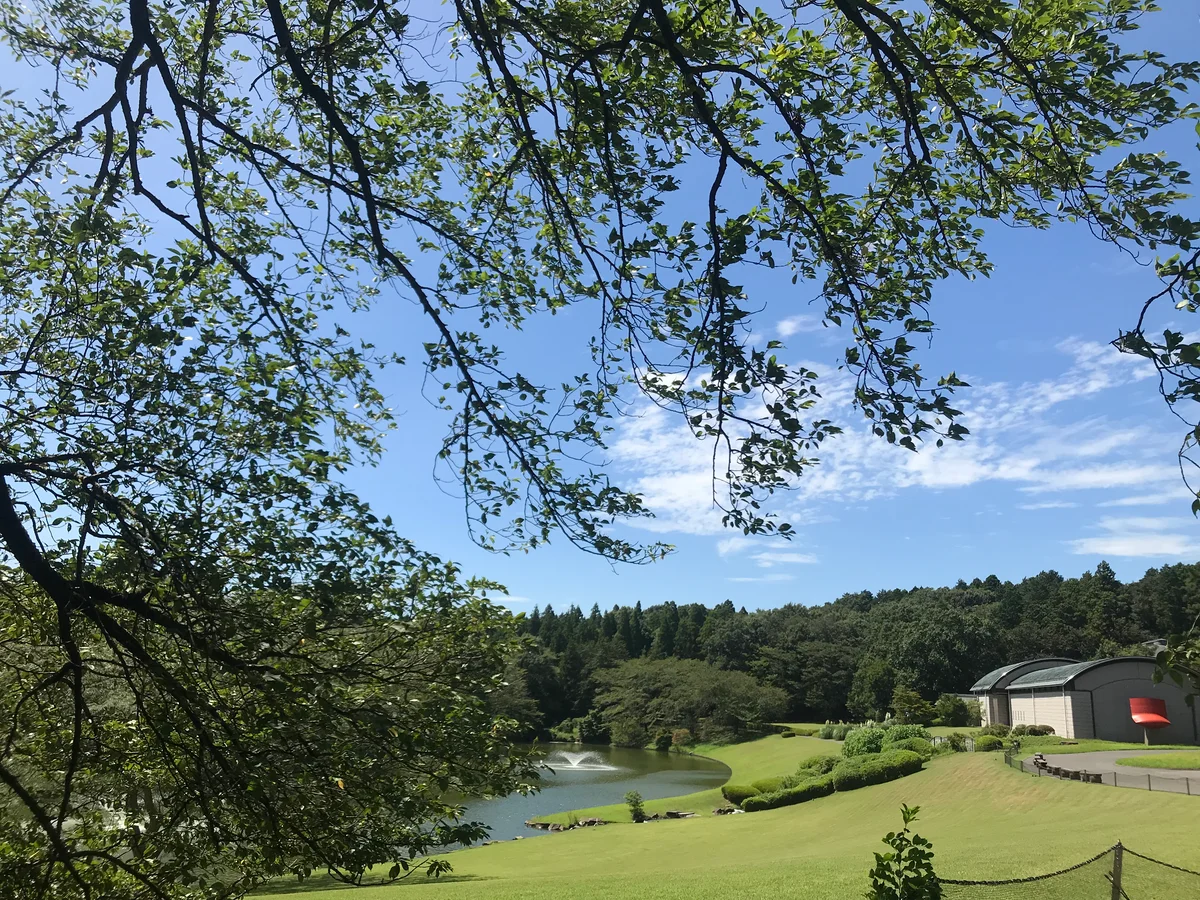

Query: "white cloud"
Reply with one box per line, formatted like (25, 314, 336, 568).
(777, 315, 822, 337)
(488, 594, 537, 607)
(751, 550, 818, 567)
(727, 573, 796, 583)
(1098, 490, 1191, 508)
(1068, 516, 1200, 559)
(610, 335, 1183, 539)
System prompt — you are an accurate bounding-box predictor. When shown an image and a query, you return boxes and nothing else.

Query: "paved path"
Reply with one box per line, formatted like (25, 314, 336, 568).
(1025, 749, 1200, 794)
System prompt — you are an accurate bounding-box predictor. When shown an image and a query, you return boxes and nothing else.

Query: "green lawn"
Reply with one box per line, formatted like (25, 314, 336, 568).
(262, 737, 1200, 900)
(1116, 752, 1200, 769)
(1019, 736, 1197, 755)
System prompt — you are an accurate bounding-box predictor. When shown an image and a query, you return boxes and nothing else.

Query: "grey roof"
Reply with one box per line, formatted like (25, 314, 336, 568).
(1006, 657, 1157, 690)
(969, 658, 1077, 693)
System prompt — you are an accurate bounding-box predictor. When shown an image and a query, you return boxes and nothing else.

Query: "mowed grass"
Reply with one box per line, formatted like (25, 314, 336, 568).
(264, 738, 1200, 900)
(1116, 752, 1200, 769)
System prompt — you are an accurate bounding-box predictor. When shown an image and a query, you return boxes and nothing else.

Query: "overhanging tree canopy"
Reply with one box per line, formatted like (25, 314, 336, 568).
(1, 0, 1198, 897)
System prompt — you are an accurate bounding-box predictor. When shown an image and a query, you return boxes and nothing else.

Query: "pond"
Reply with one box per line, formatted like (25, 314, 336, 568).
(459, 744, 730, 842)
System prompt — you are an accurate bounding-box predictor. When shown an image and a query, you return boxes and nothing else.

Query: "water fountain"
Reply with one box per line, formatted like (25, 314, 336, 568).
(545, 749, 619, 771)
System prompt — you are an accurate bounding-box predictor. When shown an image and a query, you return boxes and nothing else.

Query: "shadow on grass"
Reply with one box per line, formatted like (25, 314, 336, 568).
(255, 873, 491, 895)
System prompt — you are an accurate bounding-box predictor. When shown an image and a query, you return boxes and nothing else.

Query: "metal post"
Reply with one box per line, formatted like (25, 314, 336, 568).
(1147, 773, 1152, 792)
(1110, 843, 1123, 900)
(1188, 777, 1192, 796)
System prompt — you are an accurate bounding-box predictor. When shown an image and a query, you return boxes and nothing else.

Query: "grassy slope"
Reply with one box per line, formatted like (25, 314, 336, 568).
(1115, 752, 1200, 769)
(265, 738, 1200, 900)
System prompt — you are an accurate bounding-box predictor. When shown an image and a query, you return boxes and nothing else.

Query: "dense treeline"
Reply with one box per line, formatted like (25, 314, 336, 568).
(506, 561, 1200, 737)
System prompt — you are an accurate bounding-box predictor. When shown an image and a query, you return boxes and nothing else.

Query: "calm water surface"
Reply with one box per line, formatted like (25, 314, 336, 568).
(460, 744, 729, 842)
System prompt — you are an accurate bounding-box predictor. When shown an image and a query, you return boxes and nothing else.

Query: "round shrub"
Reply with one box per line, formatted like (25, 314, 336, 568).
(974, 735, 1004, 752)
(781, 730, 797, 738)
(721, 784, 760, 805)
(885, 736, 934, 760)
(653, 730, 673, 752)
(671, 728, 694, 747)
(831, 724, 852, 741)
(831, 750, 924, 792)
(979, 723, 1010, 737)
(1010, 724, 1028, 737)
(882, 723, 932, 743)
(1026, 724, 1055, 736)
(796, 754, 840, 777)
(841, 725, 886, 758)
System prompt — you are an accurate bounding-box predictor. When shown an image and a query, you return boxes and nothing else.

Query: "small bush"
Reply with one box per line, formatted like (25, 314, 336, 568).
(671, 728, 694, 748)
(946, 732, 969, 752)
(882, 723, 932, 743)
(792, 727, 818, 736)
(974, 735, 1003, 752)
(1026, 724, 1055, 736)
(796, 754, 840, 777)
(818, 722, 835, 739)
(842, 726, 887, 758)
(1010, 724, 1028, 737)
(624, 790, 645, 823)
(741, 775, 835, 812)
(781, 730, 797, 738)
(831, 724, 852, 741)
(979, 723, 1010, 737)
(720, 784, 760, 806)
(832, 750, 924, 792)
(886, 737, 934, 760)
(653, 730, 673, 752)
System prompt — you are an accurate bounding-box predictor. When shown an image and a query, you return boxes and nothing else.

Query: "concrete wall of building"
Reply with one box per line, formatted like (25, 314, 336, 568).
(1073, 659, 1198, 745)
(1008, 691, 1093, 739)
(980, 693, 1009, 727)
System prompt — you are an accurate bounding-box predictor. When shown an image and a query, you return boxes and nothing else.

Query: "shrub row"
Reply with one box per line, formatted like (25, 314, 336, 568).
(979, 723, 1010, 737)
(831, 750, 924, 791)
(885, 737, 934, 759)
(721, 784, 760, 805)
(796, 754, 840, 777)
(790, 727, 819, 737)
(740, 775, 835, 812)
(1011, 724, 1055, 737)
(781, 730, 797, 739)
(974, 735, 1004, 752)
(751, 774, 800, 794)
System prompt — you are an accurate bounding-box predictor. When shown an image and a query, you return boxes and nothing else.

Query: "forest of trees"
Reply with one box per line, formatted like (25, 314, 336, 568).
(505, 561, 1200, 738)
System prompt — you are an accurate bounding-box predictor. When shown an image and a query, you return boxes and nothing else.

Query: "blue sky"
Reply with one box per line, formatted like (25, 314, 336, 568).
(334, 5, 1200, 612)
(3, 3, 1198, 613)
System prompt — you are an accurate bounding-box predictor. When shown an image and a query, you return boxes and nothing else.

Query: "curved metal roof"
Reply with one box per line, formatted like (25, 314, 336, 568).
(1006, 656, 1158, 690)
(969, 658, 1077, 693)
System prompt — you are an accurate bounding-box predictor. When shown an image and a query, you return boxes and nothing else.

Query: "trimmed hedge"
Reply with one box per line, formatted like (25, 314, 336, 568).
(882, 723, 932, 743)
(796, 754, 840, 777)
(791, 727, 818, 736)
(885, 737, 934, 759)
(974, 735, 1004, 752)
(842, 726, 886, 758)
(979, 723, 1010, 737)
(781, 730, 797, 738)
(741, 775, 835, 812)
(1027, 724, 1055, 736)
(751, 775, 795, 794)
(721, 784, 760, 805)
(831, 750, 924, 791)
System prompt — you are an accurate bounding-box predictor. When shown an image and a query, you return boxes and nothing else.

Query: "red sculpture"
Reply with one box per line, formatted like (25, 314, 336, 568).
(1130, 697, 1170, 728)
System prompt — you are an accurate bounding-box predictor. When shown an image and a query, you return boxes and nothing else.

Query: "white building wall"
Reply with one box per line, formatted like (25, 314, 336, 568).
(1008, 691, 1089, 738)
